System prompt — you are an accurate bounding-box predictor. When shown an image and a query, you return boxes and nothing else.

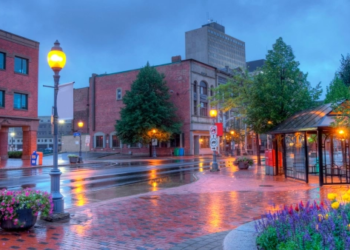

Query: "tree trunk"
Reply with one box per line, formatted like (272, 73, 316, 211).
(149, 142, 152, 157)
(256, 133, 261, 166)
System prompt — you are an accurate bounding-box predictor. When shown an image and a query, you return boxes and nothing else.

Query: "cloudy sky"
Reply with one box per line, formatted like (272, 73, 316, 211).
(1, 0, 349, 115)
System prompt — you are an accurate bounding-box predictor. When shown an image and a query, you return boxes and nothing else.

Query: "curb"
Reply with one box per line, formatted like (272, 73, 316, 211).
(223, 220, 258, 250)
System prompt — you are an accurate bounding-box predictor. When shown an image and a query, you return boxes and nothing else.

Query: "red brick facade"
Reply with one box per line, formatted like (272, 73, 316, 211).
(73, 87, 89, 134)
(0, 29, 39, 159)
(74, 58, 229, 156)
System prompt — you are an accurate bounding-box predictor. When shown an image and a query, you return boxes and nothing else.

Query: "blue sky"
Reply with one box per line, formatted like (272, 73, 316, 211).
(1, 0, 349, 115)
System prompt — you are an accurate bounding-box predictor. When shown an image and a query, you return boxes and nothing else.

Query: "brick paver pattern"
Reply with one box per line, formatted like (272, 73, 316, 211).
(1, 161, 349, 250)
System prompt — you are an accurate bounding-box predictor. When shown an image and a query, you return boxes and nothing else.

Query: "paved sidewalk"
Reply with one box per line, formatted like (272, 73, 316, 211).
(0, 162, 348, 249)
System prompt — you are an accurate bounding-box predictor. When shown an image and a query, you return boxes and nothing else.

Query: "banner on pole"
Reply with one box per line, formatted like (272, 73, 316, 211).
(58, 82, 74, 120)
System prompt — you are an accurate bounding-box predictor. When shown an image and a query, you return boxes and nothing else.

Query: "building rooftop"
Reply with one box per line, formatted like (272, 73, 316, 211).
(246, 59, 266, 73)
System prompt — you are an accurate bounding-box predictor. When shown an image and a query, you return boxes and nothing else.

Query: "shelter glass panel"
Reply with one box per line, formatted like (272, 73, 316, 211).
(285, 133, 307, 181)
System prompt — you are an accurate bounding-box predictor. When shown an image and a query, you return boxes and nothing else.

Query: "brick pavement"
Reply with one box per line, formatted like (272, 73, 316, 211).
(1, 162, 350, 250)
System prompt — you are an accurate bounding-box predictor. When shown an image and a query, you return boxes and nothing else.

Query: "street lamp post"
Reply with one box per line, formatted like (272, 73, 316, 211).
(210, 109, 219, 171)
(78, 121, 84, 163)
(10, 132, 15, 151)
(47, 40, 68, 216)
(152, 129, 157, 158)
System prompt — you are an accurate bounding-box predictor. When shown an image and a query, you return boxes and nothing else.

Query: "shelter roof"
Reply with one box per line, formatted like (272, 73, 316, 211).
(268, 102, 339, 134)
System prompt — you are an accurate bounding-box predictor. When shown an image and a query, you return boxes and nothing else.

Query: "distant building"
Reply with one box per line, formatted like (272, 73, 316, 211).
(9, 116, 72, 151)
(246, 59, 266, 75)
(0, 29, 39, 159)
(185, 22, 246, 70)
(74, 56, 234, 156)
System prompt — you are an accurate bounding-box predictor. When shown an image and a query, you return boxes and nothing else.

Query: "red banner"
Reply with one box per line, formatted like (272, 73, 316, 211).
(215, 123, 223, 136)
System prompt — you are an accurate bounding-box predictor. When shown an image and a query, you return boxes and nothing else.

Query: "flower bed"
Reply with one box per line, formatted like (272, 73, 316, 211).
(0, 189, 53, 230)
(256, 192, 350, 250)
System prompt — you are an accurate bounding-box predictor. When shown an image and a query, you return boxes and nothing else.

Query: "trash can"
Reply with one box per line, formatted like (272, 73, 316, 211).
(37, 152, 43, 165)
(174, 148, 179, 156)
(31, 151, 38, 166)
(179, 148, 184, 156)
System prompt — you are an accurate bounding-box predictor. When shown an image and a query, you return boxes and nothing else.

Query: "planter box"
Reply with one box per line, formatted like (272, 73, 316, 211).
(1, 208, 37, 231)
(238, 162, 249, 170)
(69, 156, 79, 164)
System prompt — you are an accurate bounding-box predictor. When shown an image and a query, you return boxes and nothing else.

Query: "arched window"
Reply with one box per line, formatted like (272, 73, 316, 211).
(193, 81, 198, 116)
(110, 132, 120, 148)
(94, 132, 105, 148)
(200, 81, 207, 95)
(199, 81, 208, 117)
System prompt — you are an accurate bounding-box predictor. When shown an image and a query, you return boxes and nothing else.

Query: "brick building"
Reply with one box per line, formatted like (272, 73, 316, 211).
(74, 57, 233, 156)
(0, 29, 39, 159)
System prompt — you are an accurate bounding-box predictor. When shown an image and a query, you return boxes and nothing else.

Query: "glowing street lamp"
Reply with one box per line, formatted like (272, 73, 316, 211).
(209, 109, 219, 171)
(152, 129, 157, 157)
(47, 40, 67, 216)
(78, 121, 84, 163)
(230, 130, 234, 135)
(10, 132, 15, 151)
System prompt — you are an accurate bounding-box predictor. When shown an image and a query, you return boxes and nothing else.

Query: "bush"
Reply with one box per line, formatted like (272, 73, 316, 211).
(8, 151, 22, 158)
(256, 192, 350, 250)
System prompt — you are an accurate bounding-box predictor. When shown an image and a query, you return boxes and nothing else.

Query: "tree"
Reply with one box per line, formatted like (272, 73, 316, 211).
(339, 54, 350, 87)
(115, 63, 182, 148)
(324, 75, 350, 103)
(245, 37, 322, 134)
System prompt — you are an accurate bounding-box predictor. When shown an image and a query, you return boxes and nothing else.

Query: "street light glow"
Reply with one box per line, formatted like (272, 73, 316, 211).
(339, 130, 345, 135)
(47, 41, 66, 71)
(230, 130, 234, 135)
(59, 120, 65, 124)
(152, 129, 156, 134)
(10, 132, 15, 137)
(78, 121, 84, 128)
(210, 109, 217, 118)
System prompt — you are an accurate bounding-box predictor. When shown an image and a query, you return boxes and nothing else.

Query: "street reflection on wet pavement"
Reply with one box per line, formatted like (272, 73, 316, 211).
(1, 158, 347, 250)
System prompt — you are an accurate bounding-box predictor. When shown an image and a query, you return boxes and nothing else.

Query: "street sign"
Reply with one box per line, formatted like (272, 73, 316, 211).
(209, 125, 217, 135)
(152, 139, 158, 146)
(73, 132, 81, 137)
(210, 134, 217, 139)
(210, 137, 218, 149)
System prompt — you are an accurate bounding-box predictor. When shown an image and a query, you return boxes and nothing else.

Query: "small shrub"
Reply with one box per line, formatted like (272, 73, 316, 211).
(234, 156, 254, 166)
(8, 151, 22, 158)
(68, 154, 78, 157)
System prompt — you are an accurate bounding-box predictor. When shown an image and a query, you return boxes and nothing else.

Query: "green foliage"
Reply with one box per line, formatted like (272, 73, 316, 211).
(256, 226, 279, 250)
(8, 151, 22, 158)
(325, 75, 350, 103)
(115, 63, 182, 144)
(246, 37, 322, 133)
(339, 54, 350, 87)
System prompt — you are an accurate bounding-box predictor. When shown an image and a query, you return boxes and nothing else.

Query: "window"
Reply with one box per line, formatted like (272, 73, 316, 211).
(96, 136, 103, 148)
(193, 81, 197, 93)
(193, 100, 197, 116)
(0, 52, 5, 70)
(14, 93, 28, 110)
(0, 90, 4, 107)
(200, 102, 208, 116)
(14, 57, 28, 74)
(200, 81, 207, 95)
(199, 136, 210, 148)
(112, 135, 120, 148)
(116, 88, 122, 100)
(210, 85, 214, 96)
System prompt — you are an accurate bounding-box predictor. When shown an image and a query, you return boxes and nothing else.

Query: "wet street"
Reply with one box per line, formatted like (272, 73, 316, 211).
(0, 157, 222, 209)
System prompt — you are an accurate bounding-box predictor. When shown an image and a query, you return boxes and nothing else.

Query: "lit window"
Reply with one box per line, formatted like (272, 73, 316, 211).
(14, 57, 28, 74)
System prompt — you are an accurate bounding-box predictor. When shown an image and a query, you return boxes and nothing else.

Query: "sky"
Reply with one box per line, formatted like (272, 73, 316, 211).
(1, 0, 349, 115)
